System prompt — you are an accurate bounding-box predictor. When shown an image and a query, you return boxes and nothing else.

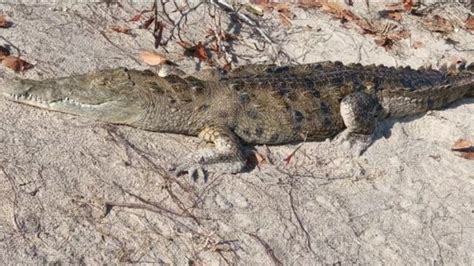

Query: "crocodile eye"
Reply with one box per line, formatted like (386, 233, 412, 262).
(190, 86, 203, 94)
(292, 110, 304, 123)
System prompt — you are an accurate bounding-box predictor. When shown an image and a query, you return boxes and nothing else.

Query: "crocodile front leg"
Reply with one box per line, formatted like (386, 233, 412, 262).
(172, 126, 246, 180)
(334, 91, 382, 155)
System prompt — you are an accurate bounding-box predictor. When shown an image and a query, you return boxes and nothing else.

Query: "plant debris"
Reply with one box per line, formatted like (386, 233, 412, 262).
(464, 17, 474, 31)
(1, 56, 33, 72)
(177, 41, 209, 62)
(411, 41, 424, 49)
(139, 50, 176, 66)
(0, 15, 12, 28)
(111, 25, 131, 34)
(422, 15, 453, 34)
(451, 139, 474, 160)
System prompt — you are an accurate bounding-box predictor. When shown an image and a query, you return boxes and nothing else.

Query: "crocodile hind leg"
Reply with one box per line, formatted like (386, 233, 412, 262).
(334, 91, 382, 155)
(172, 126, 246, 180)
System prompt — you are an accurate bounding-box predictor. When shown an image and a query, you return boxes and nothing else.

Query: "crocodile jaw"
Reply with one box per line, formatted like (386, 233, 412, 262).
(1, 77, 144, 124)
(2, 78, 107, 109)
(4, 90, 99, 109)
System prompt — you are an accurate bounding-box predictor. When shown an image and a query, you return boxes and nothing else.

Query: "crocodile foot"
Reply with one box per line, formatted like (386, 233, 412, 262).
(171, 126, 245, 180)
(333, 130, 374, 156)
(335, 91, 381, 156)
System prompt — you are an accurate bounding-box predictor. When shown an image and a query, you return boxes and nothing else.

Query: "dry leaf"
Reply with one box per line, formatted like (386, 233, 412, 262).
(178, 41, 209, 61)
(375, 27, 410, 50)
(142, 16, 154, 30)
(464, 17, 474, 31)
(451, 139, 474, 160)
(354, 18, 377, 34)
(0, 45, 10, 60)
(222, 62, 232, 73)
(423, 15, 453, 33)
(385, 2, 403, 10)
(386, 10, 403, 21)
(319, 0, 358, 22)
(274, 3, 295, 19)
(412, 41, 424, 49)
(0, 15, 12, 28)
(129, 14, 142, 22)
(244, 3, 265, 16)
(402, 0, 414, 11)
(138, 50, 168, 65)
(194, 42, 208, 61)
(374, 36, 393, 49)
(278, 13, 293, 27)
(2, 56, 33, 72)
(253, 150, 269, 167)
(111, 25, 131, 34)
(297, 0, 322, 10)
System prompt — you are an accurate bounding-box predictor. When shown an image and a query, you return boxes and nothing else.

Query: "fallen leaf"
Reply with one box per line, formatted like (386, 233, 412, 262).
(129, 13, 142, 22)
(423, 15, 453, 33)
(194, 42, 208, 61)
(412, 41, 424, 49)
(0, 45, 10, 59)
(375, 26, 410, 50)
(451, 139, 474, 160)
(111, 25, 131, 34)
(464, 17, 474, 31)
(320, 1, 350, 22)
(142, 16, 154, 30)
(2, 56, 33, 72)
(178, 41, 209, 61)
(374, 36, 393, 49)
(138, 50, 167, 65)
(274, 3, 295, 20)
(353, 18, 377, 34)
(297, 0, 322, 10)
(402, 0, 414, 11)
(0, 15, 12, 28)
(254, 150, 268, 167)
(222, 62, 232, 72)
(385, 2, 403, 10)
(244, 3, 265, 16)
(383, 10, 403, 21)
(278, 13, 293, 27)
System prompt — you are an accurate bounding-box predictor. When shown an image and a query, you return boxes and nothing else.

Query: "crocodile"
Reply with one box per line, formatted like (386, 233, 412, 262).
(1, 61, 473, 179)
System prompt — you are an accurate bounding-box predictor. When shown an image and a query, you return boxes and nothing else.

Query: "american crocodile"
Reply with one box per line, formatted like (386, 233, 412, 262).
(1, 61, 473, 179)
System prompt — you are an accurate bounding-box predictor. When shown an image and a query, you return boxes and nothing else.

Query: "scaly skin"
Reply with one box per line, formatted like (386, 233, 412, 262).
(1, 61, 473, 178)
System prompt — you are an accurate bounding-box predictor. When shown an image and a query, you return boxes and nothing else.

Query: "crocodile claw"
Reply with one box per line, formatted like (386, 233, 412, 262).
(333, 131, 374, 156)
(172, 161, 207, 181)
(170, 147, 246, 181)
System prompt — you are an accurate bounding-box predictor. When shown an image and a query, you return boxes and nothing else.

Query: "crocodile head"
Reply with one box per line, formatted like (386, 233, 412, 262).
(1, 68, 150, 125)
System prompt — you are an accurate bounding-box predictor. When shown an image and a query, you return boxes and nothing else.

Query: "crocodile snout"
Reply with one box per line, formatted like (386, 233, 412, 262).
(1, 78, 32, 98)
